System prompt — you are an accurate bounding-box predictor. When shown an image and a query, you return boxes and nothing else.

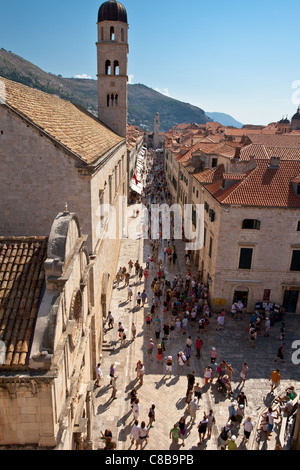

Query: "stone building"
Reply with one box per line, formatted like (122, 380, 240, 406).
(165, 131, 300, 314)
(0, 212, 96, 449)
(0, 0, 131, 448)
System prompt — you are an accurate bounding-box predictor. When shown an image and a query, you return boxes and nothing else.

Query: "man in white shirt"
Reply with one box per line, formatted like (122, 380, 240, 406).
(130, 420, 141, 449)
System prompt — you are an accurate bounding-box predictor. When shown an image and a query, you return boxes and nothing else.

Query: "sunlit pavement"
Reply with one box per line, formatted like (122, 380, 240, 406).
(92, 209, 300, 451)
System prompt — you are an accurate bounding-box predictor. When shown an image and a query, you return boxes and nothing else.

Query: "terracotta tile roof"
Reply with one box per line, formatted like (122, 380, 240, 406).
(239, 143, 300, 161)
(205, 159, 300, 208)
(0, 76, 124, 165)
(0, 237, 47, 367)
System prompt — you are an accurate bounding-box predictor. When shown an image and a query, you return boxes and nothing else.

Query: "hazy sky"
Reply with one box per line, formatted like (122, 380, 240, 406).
(1, 0, 300, 125)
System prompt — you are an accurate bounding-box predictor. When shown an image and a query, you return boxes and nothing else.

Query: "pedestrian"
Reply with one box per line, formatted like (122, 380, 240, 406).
(194, 382, 202, 403)
(264, 316, 271, 337)
(110, 375, 117, 400)
(146, 312, 151, 329)
(139, 362, 145, 385)
(132, 398, 140, 421)
(124, 271, 130, 286)
(118, 322, 124, 341)
(131, 322, 137, 341)
(250, 328, 257, 348)
(169, 423, 180, 450)
(165, 355, 173, 377)
(274, 343, 285, 363)
(95, 363, 102, 387)
(177, 351, 187, 373)
(136, 292, 142, 308)
(236, 404, 245, 426)
(187, 397, 199, 424)
(195, 337, 203, 358)
(127, 285, 133, 302)
(130, 389, 138, 408)
(147, 338, 155, 361)
(198, 413, 208, 444)
(242, 416, 253, 443)
(138, 421, 149, 449)
(237, 391, 248, 408)
(154, 316, 161, 340)
(120, 329, 127, 346)
(270, 368, 281, 392)
(228, 401, 237, 425)
(236, 300, 243, 320)
(104, 436, 117, 450)
(157, 344, 163, 365)
(204, 365, 212, 385)
(239, 362, 249, 386)
(109, 363, 115, 378)
(108, 311, 114, 329)
(210, 347, 217, 363)
(130, 420, 141, 449)
(184, 344, 192, 366)
(148, 404, 156, 428)
(141, 290, 148, 306)
(219, 422, 231, 448)
(228, 435, 237, 450)
(178, 416, 187, 447)
(207, 409, 216, 439)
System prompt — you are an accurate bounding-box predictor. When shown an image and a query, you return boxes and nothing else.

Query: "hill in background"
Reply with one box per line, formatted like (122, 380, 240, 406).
(0, 49, 243, 132)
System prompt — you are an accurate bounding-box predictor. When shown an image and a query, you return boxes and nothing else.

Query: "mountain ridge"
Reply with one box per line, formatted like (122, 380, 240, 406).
(0, 48, 243, 131)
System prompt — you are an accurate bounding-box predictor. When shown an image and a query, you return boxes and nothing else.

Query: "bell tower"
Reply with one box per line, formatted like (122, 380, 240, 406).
(97, 0, 128, 138)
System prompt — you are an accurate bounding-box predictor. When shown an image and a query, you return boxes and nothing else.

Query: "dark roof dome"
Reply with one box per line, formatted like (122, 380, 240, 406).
(292, 107, 300, 120)
(98, 0, 127, 23)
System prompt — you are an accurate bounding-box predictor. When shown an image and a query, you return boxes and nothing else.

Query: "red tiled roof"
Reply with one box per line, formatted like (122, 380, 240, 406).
(0, 237, 47, 367)
(205, 160, 300, 208)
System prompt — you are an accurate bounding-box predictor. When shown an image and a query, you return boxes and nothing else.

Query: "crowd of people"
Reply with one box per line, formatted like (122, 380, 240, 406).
(97, 149, 297, 451)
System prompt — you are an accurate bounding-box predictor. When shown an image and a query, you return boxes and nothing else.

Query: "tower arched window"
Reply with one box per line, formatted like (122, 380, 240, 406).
(107, 94, 110, 107)
(111, 94, 114, 107)
(105, 60, 111, 75)
(113, 60, 119, 75)
(121, 28, 124, 42)
(110, 26, 115, 41)
(115, 94, 118, 106)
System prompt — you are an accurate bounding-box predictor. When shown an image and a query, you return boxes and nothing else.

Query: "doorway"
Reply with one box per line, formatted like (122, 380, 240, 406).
(283, 290, 299, 313)
(233, 288, 249, 308)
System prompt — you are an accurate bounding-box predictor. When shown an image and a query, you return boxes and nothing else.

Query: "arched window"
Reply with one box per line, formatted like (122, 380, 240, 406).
(121, 28, 124, 42)
(105, 60, 111, 75)
(115, 94, 118, 106)
(111, 94, 114, 107)
(113, 60, 119, 75)
(110, 26, 115, 40)
(107, 94, 110, 107)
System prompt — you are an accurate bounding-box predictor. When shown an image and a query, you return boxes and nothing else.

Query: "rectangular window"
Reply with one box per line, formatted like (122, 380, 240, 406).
(203, 227, 207, 247)
(297, 221, 300, 231)
(209, 237, 213, 258)
(242, 219, 261, 230)
(239, 248, 253, 270)
(290, 250, 300, 271)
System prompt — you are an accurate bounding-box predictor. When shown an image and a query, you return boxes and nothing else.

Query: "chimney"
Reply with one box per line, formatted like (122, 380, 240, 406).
(269, 156, 280, 169)
(234, 147, 241, 160)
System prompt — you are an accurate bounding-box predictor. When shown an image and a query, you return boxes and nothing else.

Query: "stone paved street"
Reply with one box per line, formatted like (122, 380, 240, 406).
(92, 208, 300, 452)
